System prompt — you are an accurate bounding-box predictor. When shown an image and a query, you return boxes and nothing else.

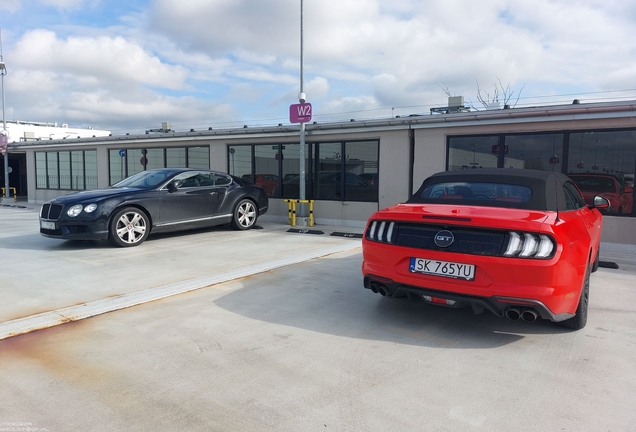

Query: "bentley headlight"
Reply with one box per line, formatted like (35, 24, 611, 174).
(67, 204, 84, 217)
(84, 203, 97, 213)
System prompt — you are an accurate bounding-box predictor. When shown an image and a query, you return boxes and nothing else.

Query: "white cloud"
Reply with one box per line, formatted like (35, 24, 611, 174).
(4, 0, 636, 130)
(12, 30, 188, 90)
(37, 0, 95, 10)
(306, 77, 329, 99)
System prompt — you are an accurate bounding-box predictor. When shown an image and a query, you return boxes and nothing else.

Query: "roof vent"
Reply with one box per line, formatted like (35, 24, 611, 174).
(448, 96, 464, 108)
(572, 99, 581, 104)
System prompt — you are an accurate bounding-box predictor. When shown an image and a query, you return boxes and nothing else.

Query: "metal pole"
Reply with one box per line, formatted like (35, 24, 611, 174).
(299, 0, 305, 202)
(0, 20, 7, 203)
(297, 0, 307, 226)
(1, 51, 8, 203)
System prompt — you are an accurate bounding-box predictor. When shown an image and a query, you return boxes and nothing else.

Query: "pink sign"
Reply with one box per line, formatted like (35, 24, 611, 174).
(290, 103, 312, 123)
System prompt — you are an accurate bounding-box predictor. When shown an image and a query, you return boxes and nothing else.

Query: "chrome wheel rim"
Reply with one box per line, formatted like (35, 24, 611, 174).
(115, 212, 147, 244)
(237, 202, 256, 228)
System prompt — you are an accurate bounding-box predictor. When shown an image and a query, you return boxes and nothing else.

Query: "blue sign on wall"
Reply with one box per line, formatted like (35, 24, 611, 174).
(118, 149, 126, 157)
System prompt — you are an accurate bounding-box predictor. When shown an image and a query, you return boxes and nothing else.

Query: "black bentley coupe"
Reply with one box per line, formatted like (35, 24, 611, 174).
(39, 168, 269, 247)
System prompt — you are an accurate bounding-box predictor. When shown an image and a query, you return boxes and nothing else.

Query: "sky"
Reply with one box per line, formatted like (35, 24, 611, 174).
(1, 0, 636, 135)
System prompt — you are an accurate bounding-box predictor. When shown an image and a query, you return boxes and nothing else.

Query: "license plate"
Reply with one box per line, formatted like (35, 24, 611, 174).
(409, 257, 475, 281)
(41, 221, 56, 230)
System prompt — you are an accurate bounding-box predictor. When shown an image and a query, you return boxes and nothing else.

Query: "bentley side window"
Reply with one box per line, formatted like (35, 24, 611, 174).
(214, 174, 232, 186)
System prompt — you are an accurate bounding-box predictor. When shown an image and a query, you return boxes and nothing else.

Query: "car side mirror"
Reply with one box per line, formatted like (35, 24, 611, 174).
(167, 180, 183, 192)
(592, 196, 610, 209)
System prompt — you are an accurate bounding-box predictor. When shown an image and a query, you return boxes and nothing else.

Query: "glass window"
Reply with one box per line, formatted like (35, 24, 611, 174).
(35, 152, 47, 188)
(505, 134, 563, 171)
(414, 181, 534, 209)
(71, 151, 84, 190)
(281, 143, 308, 199)
(229, 141, 377, 202)
(166, 148, 187, 168)
(84, 150, 97, 190)
(448, 136, 498, 170)
(214, 174, 232, 186)
(344, 141, 378, 201)
(228, 145, 253, 180)
(255, 145, 280, 197)
(177, 171, 205, 188)
(47, 152, 59, 189)
(109, 149, 126, 185)
(188, 146, 209, 169)
(314, 142, 342, 200)
(59, 151, 71, 189)
(568, 131, 636, 184)
(146, 148, 165, 170)
(564, 182, 585, 210)
(36, 150, 96, 190)
(127, 149, 145, 177)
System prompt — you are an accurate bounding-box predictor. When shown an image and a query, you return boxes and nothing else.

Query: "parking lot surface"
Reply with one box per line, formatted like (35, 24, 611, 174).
(1, 203, 636, 431)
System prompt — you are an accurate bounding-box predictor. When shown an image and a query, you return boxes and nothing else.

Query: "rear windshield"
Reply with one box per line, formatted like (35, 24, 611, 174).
(417, 182, 533, 204)
(570, 176, 615, 193)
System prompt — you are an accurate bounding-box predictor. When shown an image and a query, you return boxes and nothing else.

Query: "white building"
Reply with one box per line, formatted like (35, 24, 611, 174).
(1, 121, 111, 196)
(3, 120, 110, 143)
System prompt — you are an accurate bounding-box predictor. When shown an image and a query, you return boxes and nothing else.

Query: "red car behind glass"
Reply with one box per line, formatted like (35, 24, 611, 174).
(241, 174, 279, 196)
(567, 173, 633, 214)
(362, 169, 609, 330)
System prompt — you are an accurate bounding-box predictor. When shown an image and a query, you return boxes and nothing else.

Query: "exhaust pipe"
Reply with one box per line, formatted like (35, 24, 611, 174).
(521, 309, 539, 323)
(377, 284, 389, 296)
(370, 282, 379, 294)
(505, 307, 521, 321)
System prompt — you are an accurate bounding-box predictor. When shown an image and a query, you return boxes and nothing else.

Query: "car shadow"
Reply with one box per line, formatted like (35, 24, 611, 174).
(0, 224, 265, 251)
(214, 252, 573, 350)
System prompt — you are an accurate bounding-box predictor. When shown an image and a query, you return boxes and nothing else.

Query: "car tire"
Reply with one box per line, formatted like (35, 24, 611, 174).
(231, 199, 258, 230)
(557, 265, 590, 330)
(592, 248, 600, 273)
(108, 207, 150, 247)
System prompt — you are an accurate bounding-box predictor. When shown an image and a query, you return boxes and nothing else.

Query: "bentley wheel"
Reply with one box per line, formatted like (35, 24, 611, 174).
(557, 265, 590, 330)
(108, 207, 150, 247)
(231, 199, 257, 230)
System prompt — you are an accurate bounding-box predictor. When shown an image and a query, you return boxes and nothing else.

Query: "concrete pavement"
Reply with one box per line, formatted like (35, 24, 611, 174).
(1, 203, 636, 431)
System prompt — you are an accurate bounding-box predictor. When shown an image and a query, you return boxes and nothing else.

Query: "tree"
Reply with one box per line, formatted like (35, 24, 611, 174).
(475, 77, 525, 109)
(437, 78, 525, 110)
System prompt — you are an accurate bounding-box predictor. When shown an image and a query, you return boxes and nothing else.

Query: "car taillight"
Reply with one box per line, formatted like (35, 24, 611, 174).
(366, 220, 396, 243)
(503, 232, 555, 259)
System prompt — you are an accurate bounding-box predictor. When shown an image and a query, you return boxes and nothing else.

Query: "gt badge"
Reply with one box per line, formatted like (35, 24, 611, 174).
(434, 230, 454, 248)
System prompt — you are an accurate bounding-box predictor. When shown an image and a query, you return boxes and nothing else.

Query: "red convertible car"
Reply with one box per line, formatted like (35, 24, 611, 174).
(567, 173, 633, 214)
(362, 169, 609, 330)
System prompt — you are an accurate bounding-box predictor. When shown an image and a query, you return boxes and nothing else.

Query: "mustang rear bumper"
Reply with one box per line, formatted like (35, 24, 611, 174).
(363, 274, 575, 322)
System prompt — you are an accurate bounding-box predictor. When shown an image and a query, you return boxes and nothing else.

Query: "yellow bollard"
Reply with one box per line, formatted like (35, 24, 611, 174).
(283, 199, 297, 226)
(295, 199, 314, 227)
(1, 187, 17, 202)
(284, 199, 314, 227)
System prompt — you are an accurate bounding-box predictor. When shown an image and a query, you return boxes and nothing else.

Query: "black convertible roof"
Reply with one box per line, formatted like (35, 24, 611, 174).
(408, 168, 573, 212)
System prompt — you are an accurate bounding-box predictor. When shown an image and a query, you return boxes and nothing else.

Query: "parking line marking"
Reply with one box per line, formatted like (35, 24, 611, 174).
(0, 242, 361, 341)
